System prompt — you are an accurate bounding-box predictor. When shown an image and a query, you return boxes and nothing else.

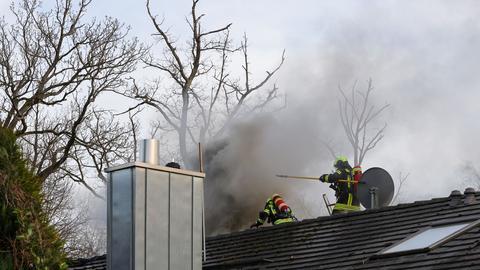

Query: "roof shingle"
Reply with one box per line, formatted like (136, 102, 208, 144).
(69, 192, 480, 270)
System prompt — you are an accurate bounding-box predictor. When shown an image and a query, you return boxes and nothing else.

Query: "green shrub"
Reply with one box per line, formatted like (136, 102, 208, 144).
(0, 127, 67, 270)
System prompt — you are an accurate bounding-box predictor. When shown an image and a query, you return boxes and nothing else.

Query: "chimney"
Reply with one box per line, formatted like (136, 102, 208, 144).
(464, 187, 477, 205)
(138, 139, 160, 164)
(449, 190, 462, 206)
(106, 139, 205, 270)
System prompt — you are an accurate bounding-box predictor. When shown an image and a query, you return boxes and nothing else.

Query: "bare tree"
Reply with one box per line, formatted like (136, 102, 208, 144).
(0, 0, 145, 188)
(392, 171, 409, 204)
(118, 0, 284, 166)
(0, 0, 144, 185)
(333, 79, 408, 206)
(337, 79, 390, 166)
(67, 221, 107, 259)
(42, 174, 92, 257)
(0, 0, 145, 257)
(43, 174, 107, 258)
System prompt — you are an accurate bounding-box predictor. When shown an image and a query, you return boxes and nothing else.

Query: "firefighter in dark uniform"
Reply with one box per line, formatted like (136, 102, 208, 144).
(250, 193, 297, 228)
(319, 156, 361, 214)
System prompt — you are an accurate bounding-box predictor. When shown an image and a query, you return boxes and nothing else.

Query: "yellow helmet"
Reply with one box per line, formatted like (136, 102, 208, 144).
(334, 156, 348, 168)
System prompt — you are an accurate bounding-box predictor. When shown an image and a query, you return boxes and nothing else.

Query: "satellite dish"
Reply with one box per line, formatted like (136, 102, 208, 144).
(358, 167, 394, 209)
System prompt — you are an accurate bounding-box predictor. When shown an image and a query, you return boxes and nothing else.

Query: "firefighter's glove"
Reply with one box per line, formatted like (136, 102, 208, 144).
(250, 222, 261, 229)
(259, 211, 268, 220)
(319, 174, 327, 182)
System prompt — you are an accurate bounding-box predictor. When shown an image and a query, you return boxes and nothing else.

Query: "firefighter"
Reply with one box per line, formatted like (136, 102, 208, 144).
(250, 193, 297, 228)
(319, 156, 361, 214)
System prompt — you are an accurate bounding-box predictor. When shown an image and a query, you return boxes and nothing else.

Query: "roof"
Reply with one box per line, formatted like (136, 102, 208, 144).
(69, 190, 480, 270)
(68, 255, 106, 270)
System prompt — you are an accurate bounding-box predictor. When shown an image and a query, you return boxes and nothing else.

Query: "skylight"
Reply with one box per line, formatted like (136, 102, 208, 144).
(380, 222, 475, 255)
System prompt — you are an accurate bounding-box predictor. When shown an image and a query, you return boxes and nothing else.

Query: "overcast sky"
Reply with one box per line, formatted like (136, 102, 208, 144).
(2, 0, 480, 219)
(84, 0, 480, 199)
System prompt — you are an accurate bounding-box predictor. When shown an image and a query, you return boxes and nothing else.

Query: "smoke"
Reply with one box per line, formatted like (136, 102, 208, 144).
(78, 0, 480, 236)
(203, 104, 342, 234)
(202, 57, 394, 235)
(202, 0, 480, 231)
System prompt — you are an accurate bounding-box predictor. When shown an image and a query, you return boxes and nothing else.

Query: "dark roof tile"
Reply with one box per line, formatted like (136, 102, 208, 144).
(69, 192, 480, 269)
(68, 255, 106, 270)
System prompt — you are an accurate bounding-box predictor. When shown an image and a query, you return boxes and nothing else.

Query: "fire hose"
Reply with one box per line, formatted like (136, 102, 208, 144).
(275, 174, 364, 184)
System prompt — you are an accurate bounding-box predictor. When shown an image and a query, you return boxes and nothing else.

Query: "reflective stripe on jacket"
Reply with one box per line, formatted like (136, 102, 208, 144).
(257, 198, 295, 225)
(273, 217, 294, 225)
(333, 203, 361, 212)
(320, 165, 360, 213)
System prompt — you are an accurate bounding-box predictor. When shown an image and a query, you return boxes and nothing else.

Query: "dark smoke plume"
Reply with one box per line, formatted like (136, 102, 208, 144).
(203, 114, 334, 235)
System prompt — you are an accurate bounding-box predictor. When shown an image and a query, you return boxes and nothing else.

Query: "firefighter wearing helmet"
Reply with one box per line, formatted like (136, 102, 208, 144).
(250, 193, 297, 228)
(319, 156, 361, 214)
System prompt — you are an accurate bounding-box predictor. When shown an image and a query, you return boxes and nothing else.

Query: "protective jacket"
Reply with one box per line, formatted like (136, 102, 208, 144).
(254, 196, 295, 227)
(320, 161, 360, 213)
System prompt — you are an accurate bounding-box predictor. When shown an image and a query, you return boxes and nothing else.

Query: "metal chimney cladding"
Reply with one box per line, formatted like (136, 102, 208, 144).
(138, 139, 160, 165)
(106, 139, 205, 270)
